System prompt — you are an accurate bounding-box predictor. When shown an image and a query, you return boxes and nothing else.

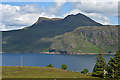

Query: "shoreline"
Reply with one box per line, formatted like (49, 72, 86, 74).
(1, 52, 115, 55)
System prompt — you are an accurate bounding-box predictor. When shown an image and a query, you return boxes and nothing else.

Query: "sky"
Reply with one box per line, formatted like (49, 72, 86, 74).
(0, 0, 119, 31)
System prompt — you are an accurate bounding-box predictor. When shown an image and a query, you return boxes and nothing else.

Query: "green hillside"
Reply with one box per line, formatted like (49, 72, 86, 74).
(41, 26, 118, 53)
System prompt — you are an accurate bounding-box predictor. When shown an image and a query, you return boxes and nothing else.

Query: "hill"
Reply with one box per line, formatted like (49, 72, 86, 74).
(2, 13, 102, 53)
(42, 26, 118, 54)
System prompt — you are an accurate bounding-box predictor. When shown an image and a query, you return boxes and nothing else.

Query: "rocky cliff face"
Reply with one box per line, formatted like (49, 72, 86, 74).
(41, 26, 118, 53)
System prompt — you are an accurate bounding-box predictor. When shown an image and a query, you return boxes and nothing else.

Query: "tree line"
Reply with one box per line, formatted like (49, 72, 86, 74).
(46, 51, 120, 79)
(92, 51, 120, 79)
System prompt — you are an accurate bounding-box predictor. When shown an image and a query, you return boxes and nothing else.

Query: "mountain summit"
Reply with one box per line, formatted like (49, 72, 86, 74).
(35, 17, 62, 24)
(33, 13, 102, 28)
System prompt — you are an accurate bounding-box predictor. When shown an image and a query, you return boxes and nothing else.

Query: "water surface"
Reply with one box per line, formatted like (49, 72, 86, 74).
(2, 53, 114, 72)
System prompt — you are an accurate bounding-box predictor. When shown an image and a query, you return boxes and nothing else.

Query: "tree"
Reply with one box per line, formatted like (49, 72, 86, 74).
(92, 52, 107, 78)
(107, 51, 120, 79)
(49, 49, 56, 53)
(106, 56, 115, 78)
(46, 64, 54, 68)
(61, 64, 67, 70)
(81, 68, 89, 74)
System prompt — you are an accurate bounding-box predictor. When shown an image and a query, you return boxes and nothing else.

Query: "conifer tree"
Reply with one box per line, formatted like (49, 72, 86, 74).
(106, 56, 115, 78)
(107, 51, 120, 79)
(92, 52, 107, 78)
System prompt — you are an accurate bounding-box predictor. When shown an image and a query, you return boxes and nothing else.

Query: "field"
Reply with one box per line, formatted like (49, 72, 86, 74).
(2, 66, 97, 78)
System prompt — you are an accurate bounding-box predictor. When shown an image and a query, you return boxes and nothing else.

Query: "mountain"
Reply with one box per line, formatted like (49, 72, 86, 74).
(2, 13, 103, 53)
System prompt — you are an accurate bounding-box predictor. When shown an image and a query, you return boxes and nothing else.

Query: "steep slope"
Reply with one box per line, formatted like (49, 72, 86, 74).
(2, 13, 102, 53)
(41, 26, 118, 53)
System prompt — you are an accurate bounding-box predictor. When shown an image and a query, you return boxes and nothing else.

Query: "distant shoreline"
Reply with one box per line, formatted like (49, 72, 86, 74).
(1, 52, 115, 55)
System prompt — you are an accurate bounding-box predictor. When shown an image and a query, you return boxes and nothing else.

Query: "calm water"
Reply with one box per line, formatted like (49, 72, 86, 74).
(2, 53, 114, 72)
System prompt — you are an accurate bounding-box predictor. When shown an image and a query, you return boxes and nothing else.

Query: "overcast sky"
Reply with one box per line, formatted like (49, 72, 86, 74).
(0, 0, 119, 31)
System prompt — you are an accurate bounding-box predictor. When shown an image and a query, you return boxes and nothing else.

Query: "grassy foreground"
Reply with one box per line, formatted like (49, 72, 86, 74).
(2, 66, 97, 78)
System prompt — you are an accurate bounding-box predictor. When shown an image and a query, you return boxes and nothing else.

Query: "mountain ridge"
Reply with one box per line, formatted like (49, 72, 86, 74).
(34, 17, 62, 25)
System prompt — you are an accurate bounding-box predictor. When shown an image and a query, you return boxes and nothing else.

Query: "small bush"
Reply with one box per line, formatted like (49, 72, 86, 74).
(81, 68, 89, 74)
(61, 64, 67, 70)
(46, 64, 54, 68)
(67, 69, 71, 71)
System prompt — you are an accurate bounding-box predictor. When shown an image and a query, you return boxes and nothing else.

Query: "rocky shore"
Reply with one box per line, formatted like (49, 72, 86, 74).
(1, 52, 115, 55)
